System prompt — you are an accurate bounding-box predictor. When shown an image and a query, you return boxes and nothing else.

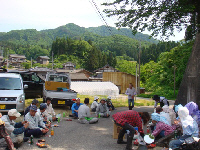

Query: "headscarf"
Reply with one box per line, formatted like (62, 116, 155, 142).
(185, 102, 199, 116)
(151, 113, 170, 125)
(162, 105, 170, 113)
(185, 102, 200, 124)
(175, 104, 183, 113)
(178, 107, 194, 127)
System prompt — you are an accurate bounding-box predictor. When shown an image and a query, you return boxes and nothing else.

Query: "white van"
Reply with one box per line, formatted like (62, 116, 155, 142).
(0, 73, 27, 114)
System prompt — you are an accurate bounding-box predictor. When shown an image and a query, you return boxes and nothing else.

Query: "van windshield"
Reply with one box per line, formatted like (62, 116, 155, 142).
(0, 77, 22, 90)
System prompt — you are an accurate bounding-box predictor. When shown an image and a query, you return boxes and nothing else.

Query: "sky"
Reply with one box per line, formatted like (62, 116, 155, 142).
(0, 0, 185, 41)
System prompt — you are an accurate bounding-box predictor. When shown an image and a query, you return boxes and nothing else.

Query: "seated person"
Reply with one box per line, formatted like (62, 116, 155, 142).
(24, 99, 39, 116)
(153, 95, 169, 108)
(45, 98, 56, 121)
(71, 98, 83, 119)
(185, 101, 200, 124)
(113, 110, 150, 150)
(169, 107, 199, 150)
(156, 106, 171, 125)
(91, 96, 99, 112)
(106, 96, 115, 110)
(24, 105, 49, 137)
(96, 98, 111, 118)
(37, 103, 51, 128)
(0, 113, 15, 150)
(162, 105, 176, 126)
(1, 109, 29, 148)
(78, 98, 99, 124)
(151, 113, 174, 141)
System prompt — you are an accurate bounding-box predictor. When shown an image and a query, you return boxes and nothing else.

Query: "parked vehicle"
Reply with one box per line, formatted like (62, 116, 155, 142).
(8, 70, 44, 98)
(0, 73, 28, 113)
(43, 72, 77, 108)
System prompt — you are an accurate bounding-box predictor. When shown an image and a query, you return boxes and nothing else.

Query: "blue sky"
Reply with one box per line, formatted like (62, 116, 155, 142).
(0, 0, 185, 41)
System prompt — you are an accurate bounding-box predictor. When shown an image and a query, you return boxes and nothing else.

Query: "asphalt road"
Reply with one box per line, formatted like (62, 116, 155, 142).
(1, 102, 175, 150)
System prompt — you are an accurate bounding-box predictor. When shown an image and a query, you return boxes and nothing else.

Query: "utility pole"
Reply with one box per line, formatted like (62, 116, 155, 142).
(31, 57, 32, 68)
(52, 51, 54, 70)
(7, 48, 9, 69)
(135, 63, 137, 101)
(138, 42, 141, 95)
(174, 65, 176, 97)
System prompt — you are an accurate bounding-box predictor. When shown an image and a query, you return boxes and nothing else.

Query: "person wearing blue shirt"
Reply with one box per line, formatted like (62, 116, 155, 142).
(169, 107, 199, 150)
(71, 98, 83, 119)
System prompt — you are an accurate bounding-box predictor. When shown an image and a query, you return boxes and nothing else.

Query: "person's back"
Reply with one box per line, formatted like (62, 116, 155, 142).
(160, 112, 171, 126)
(78, 104, 90, 119)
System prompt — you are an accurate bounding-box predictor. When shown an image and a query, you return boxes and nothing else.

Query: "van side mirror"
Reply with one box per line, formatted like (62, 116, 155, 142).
(24, 84, 28, 89)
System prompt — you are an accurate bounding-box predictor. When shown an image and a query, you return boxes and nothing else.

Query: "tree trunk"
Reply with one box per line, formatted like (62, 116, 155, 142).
(175, 33, 200, 106)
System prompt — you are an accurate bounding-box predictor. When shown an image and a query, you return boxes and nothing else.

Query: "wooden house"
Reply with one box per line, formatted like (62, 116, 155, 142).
(36, 56, 50, 65)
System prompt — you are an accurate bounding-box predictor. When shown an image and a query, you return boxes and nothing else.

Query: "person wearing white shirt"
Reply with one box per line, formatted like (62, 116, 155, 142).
(78, 98, 98, 124)
(45, 98, 56, 121)
(24, 105, 49, 137)
(91, 96, 99, 112)
(125, 83, 136, 110)
(153, 95, 169, 108)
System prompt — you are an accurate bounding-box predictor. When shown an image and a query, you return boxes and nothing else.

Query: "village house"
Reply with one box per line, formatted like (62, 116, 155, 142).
(36, 56, 50, 65)
(0, 56, 3, 67)
(63, 62, 75, 70)
(9, 54, 26, 68)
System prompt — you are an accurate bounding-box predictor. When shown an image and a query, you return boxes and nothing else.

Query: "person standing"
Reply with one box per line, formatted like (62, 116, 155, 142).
(125, 83, 136, 110)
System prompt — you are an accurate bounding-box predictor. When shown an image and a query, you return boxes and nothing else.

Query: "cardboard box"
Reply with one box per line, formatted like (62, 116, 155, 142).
(113, 123, 125, 139)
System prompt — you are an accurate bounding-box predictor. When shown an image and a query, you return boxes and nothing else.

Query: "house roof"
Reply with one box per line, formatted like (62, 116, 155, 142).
(56, 69, 92, 74)
(69, 73, 88, 80)
(37, 56, 50, 60)
(94, 64, 119, 72)
(9, 54, 26, 59)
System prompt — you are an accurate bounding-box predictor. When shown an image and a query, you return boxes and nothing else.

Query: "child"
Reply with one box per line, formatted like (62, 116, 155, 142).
(169, 107, 199, 150)
(0, 113, 16, 150)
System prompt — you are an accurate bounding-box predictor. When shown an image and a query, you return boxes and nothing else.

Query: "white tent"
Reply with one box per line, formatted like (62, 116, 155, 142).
(71, 82, 119, 98)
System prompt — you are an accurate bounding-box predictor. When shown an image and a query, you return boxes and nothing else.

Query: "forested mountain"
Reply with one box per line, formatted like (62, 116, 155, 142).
(87, 25, 158, 44)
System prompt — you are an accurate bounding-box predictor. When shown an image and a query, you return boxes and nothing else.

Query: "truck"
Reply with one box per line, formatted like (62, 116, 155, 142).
(43, 72, 77, 108)
(0, 73, 28, 114)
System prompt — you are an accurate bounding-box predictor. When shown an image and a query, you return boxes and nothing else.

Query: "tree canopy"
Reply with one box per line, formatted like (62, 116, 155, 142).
(103, 0, 200, 40)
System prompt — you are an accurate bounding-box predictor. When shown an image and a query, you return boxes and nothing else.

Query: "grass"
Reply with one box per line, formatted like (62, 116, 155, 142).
(25, 94, 155, 108)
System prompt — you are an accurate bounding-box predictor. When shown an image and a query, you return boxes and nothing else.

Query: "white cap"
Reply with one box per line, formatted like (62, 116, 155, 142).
(94, 96, 99, 100)
(8, 109, 21, 118)
(76, 98, 80, 100)
(107, 96, 111, 99)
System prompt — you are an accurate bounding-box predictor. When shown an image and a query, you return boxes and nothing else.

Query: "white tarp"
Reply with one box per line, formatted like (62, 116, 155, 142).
(71, 82, 119, 97)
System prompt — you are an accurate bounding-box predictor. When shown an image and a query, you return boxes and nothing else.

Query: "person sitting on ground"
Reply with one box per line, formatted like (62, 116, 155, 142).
(169, 107, 199, 150)
(24, 99, 39, 116)
(153, 95, 169, 108)
(151, 113, 174, 141)
(162, 105, 176, 126)
(112, 110, 150, 150)
(106, 96, 115, 110)
(78, 98, 99, 124)
(91, 96, 99, 112)
(37, 103, 51, 128)
(0, 113, 16, 150)
(96, 98, 110, 118)
(45, 98, 56, 121)
(185, 101, 200, 124)
(156, 106, 171, 125)
(71, 98, 83, 119)
(1, 109, 29, 148)
(24, 105, 49, 137)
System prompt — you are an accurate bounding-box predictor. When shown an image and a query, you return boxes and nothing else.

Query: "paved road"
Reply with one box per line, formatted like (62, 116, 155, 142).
(1, 104, 175, 150)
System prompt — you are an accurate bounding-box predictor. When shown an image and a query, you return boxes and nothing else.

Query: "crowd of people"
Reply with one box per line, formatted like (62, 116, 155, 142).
(0, 95, 116, 149)
(1, 89, 200, 150)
